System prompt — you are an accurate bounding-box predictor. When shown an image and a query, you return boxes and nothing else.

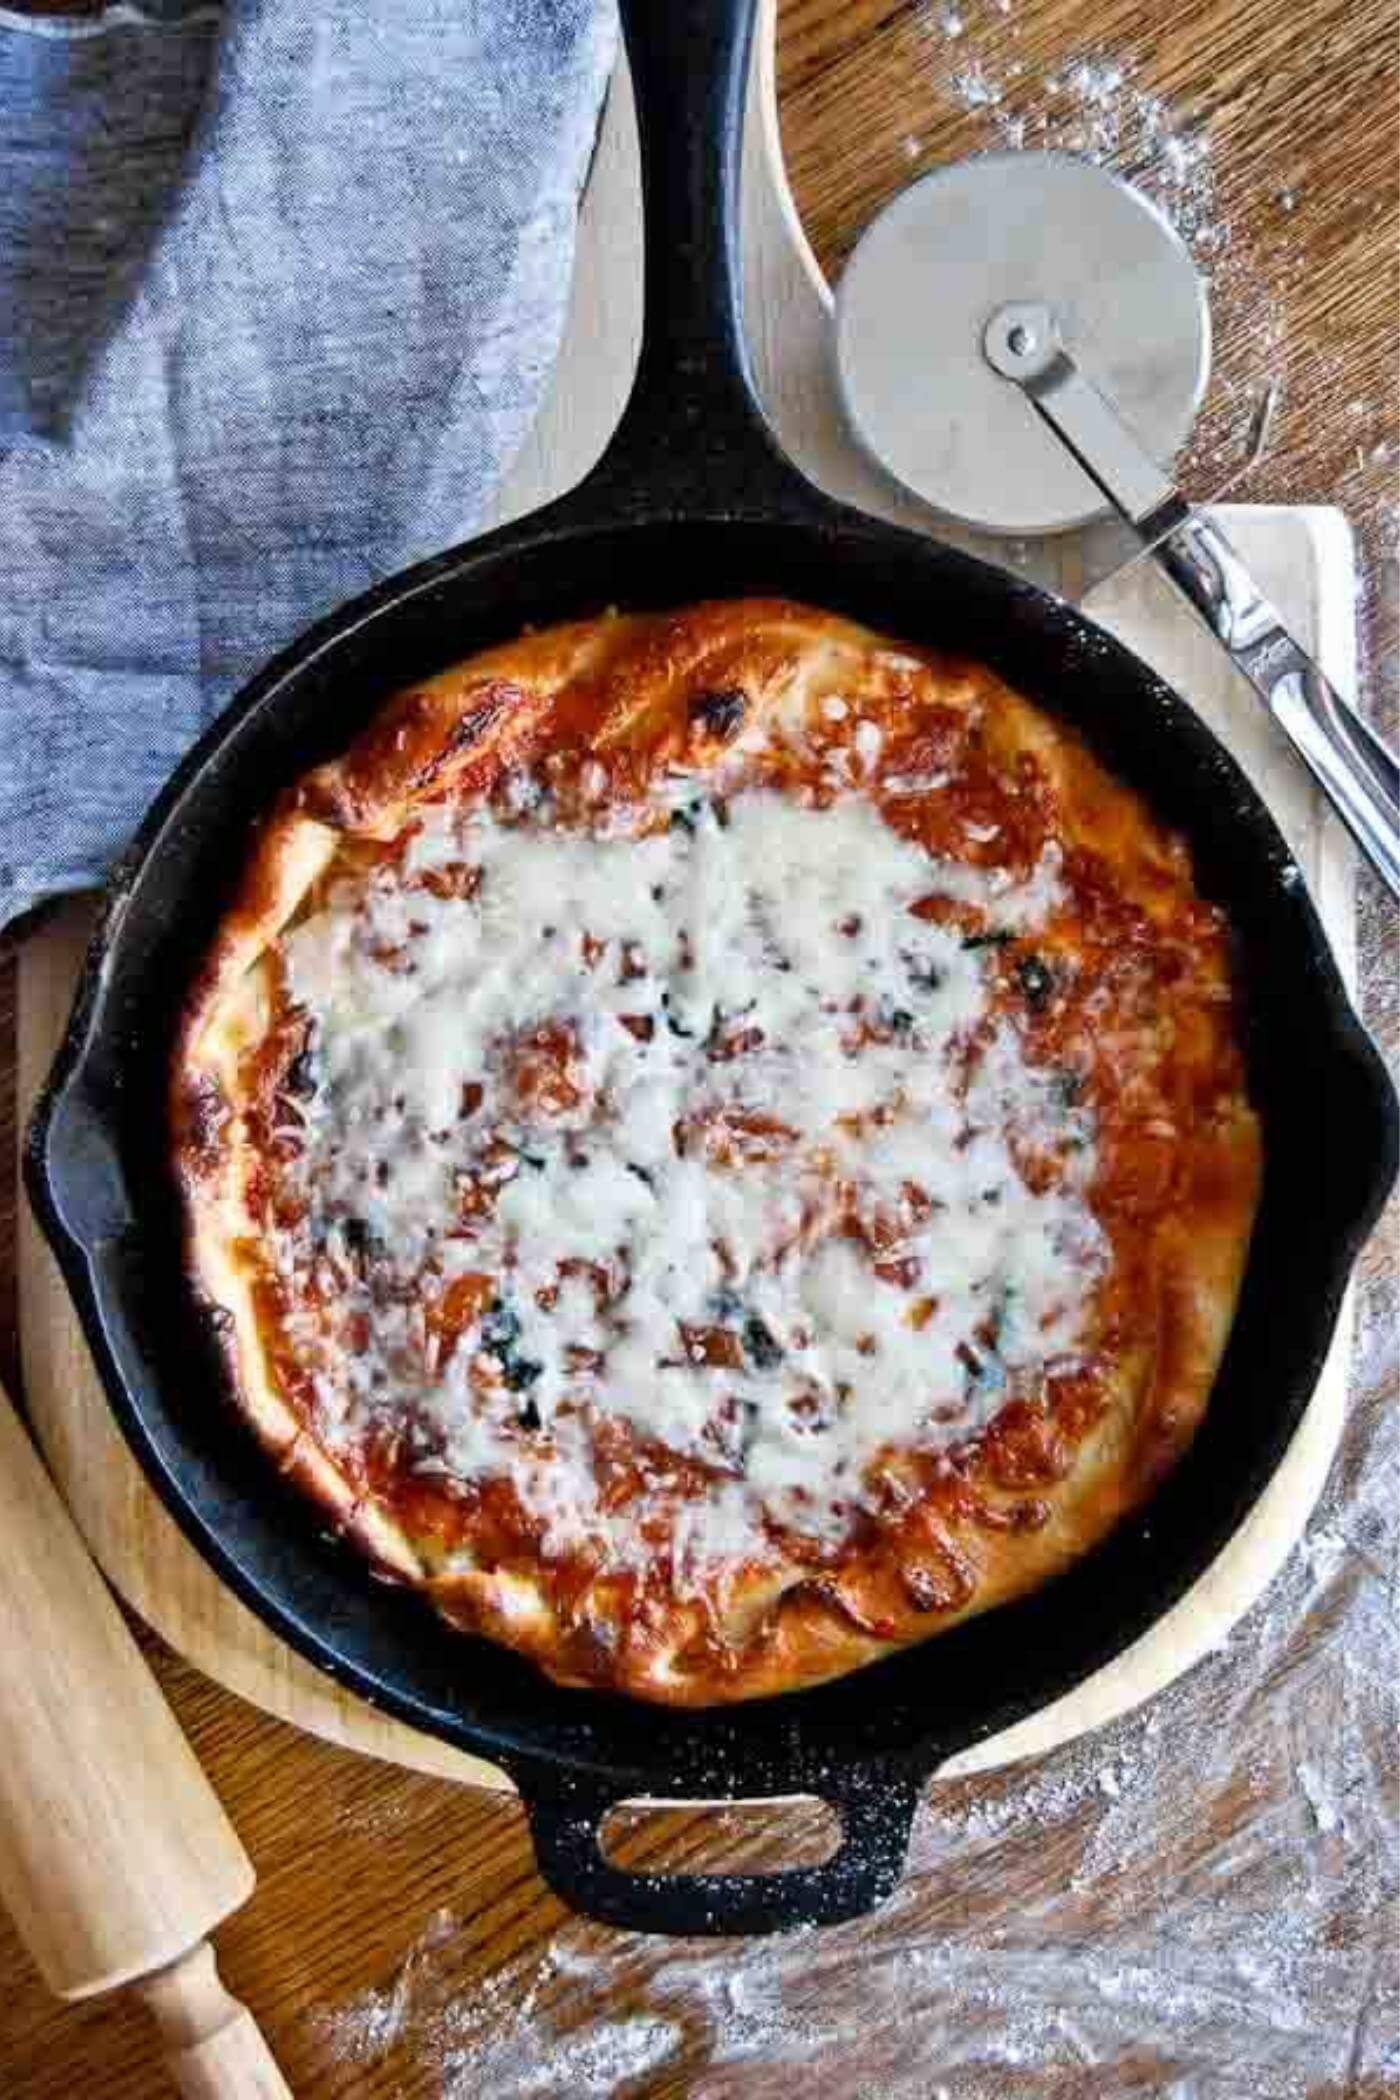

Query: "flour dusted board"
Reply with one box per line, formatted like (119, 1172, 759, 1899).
(16, 3, 1355, 1792)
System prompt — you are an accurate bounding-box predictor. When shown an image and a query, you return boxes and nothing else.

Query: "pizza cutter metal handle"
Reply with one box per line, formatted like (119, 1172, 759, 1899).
(983, 302, 1400, 899)
(507, 1757, 920, 1936)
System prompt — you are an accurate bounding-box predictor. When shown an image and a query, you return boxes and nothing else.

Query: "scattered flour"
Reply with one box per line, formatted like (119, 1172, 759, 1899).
(907, 0, 1308, 513)
(1295, 1760, 1341, 1838)
(503, 2015, 682, 2096)
(307, 1332, 1397, 2097)
(918, 28, 1225, 261)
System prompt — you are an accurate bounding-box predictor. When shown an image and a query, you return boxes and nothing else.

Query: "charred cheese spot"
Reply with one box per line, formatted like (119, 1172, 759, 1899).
(173, 1071, 231, 1177)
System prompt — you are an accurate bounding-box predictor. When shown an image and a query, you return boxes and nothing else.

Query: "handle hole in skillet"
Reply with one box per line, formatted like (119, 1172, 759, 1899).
(599, 1798, 841, 1879)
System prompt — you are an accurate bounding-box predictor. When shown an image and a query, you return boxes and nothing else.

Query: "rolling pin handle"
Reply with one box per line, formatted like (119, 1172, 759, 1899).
(136, 1940, 292, 2100)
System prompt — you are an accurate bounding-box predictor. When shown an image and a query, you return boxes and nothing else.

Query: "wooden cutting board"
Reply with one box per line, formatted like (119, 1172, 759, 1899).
(15, 2, 1356, 1794)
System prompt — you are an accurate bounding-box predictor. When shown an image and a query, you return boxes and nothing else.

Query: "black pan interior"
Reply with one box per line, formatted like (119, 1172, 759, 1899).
(30, 500, 1397, 1803)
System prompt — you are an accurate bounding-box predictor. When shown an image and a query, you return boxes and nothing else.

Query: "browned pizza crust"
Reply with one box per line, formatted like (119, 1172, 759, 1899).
(173, 600, 1261, 1704)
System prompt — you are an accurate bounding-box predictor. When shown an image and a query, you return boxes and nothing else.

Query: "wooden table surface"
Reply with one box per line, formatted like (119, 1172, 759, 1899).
(1, 2, 1395, 2095)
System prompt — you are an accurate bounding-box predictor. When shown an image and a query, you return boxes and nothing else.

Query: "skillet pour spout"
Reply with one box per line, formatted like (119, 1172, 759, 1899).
(26, 0, 1398, 1937)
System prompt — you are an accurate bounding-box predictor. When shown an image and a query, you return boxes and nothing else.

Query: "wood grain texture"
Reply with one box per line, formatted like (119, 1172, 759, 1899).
(778, 0, 1399, 751)
(137, 1940, 292, 2100)
(0, 1380, 255, 1998)
(0, 0, 1394, 2093)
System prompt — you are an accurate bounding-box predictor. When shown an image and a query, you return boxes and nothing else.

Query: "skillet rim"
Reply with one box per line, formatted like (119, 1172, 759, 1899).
(25, 495, 1399, 1807)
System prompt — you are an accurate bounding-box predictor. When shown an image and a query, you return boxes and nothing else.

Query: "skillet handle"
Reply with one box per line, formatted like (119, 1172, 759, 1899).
(588, 0, 786, 507)
(508, 1760, 921, 1936)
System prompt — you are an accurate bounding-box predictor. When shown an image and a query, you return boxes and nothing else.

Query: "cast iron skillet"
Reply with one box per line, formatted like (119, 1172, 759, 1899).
(27, 0, 1397, 1936)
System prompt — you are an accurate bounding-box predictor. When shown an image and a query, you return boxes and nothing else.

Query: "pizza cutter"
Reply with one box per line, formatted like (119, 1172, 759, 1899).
(835, 151, 1400, 897)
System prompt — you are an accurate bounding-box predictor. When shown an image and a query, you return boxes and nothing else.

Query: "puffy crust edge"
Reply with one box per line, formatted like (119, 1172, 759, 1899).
(171, 599, 1262, 1706)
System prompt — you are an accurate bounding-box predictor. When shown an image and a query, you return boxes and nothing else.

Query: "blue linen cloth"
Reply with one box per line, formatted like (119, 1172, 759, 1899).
(0, 0, 615, 930)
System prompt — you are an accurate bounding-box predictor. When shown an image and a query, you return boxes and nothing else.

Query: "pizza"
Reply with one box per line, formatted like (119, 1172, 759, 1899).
(172, 599, 1261, 1705)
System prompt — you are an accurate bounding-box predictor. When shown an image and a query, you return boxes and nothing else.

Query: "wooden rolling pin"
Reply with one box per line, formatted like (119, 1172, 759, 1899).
(0, 1377, 290, 2096)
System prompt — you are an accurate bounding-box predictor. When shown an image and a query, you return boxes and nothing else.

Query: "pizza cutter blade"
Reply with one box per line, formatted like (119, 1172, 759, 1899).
(834, 150, 1210, 539)
(835, 152, 1400, 896)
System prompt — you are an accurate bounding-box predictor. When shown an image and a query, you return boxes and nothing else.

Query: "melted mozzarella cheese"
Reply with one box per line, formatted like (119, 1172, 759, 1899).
(279, 786, 1102, 1577)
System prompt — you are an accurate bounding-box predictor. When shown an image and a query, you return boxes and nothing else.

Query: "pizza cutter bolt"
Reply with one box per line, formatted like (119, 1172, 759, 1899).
(979, 295, 1400, 897)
